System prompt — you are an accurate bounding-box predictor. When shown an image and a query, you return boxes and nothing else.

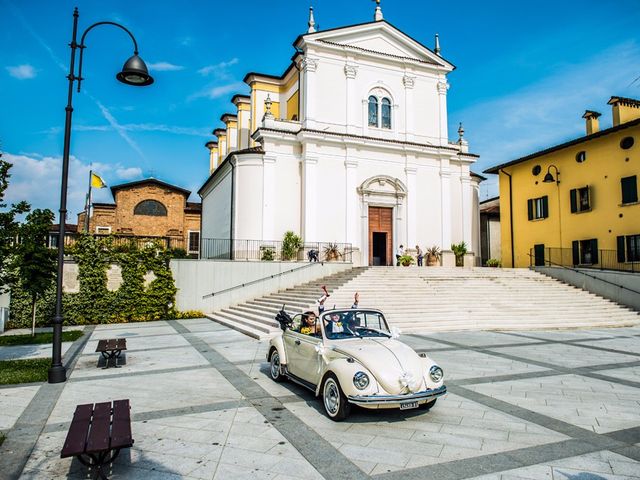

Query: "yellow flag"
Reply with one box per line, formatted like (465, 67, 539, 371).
(91, 172, 107, 188)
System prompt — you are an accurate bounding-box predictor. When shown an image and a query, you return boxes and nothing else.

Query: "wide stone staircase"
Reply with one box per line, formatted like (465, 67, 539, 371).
(327, 267, 640, 333)
(205, 267, 369, 339)
(206, 266, 640, 338)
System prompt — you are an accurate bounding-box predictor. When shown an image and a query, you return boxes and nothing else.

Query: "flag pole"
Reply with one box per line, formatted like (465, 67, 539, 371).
(84, 169, 92, 233)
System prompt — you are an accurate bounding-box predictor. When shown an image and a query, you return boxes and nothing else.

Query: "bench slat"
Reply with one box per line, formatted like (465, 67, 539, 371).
(60, 404, 93, 458)
(116, 339, 127, 350)
(111, 399, 133, 449)
(95, 339, 108, 353)
(86, 402, 112, 454)
(106, 339, 117, 350)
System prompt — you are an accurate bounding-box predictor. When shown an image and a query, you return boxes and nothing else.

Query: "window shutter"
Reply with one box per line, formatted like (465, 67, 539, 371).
(590, 238, 598, 264)
(570, 189, 577, 213)
(621, 176, 638, 204)
(617, 236, 626, 263)
(572, 241, 579, 265)
(527, 199, 533, 221)
(586, 186, 591, 209)
(542, 196, 549, 218)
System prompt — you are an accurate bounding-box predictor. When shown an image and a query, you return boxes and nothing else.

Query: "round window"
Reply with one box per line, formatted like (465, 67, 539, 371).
(620, 137, 634, 150)
(532, 165, 541, 176)
(575, 151, 586, 163)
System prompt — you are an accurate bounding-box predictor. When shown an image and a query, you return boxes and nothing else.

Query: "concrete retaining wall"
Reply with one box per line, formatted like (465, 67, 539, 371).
(535, 266, 640, 311)
(171, 260, 353, 312)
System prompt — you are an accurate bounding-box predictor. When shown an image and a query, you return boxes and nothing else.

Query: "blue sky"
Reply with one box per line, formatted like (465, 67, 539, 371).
(1, 0, 639, 218)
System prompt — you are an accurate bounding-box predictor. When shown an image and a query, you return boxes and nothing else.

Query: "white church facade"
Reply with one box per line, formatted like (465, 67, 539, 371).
(199, 4, 483, 266)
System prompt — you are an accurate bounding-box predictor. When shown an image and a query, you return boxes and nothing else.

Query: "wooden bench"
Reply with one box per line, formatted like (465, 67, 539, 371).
(96, 339, 127, 369)
(61, 399, 133, 480)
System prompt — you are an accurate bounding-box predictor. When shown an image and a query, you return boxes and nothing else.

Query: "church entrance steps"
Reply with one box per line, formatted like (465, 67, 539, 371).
(205, 266, 369, 339)
(206, 266, 638, 339)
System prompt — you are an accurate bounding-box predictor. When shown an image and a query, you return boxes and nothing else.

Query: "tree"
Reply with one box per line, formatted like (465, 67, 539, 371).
(13, 209, 56, 335)
(0, 154, 30, 291)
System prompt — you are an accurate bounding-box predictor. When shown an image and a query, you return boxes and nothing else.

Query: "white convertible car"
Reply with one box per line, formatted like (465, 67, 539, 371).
(267, 307, 446, 420)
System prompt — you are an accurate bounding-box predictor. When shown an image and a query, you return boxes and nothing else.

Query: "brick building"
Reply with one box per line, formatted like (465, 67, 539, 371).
(77, 179, 202, 255)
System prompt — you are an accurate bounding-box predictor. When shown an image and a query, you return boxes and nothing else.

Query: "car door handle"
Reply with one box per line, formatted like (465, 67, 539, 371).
(295, 340, 301, 345)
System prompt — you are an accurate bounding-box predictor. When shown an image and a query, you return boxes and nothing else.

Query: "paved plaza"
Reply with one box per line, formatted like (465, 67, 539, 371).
(1, 319, 640, 479)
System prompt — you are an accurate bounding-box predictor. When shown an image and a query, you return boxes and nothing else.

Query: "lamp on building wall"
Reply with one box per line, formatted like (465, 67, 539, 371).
(48, 8, 153, 384)
(543, 165, 560, 184)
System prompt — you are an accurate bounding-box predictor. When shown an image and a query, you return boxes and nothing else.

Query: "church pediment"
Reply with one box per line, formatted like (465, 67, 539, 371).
(297, 21, 453, 70)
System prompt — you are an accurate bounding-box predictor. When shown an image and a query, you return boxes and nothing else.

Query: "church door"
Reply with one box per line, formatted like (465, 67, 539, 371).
(368, 207, 393, 266)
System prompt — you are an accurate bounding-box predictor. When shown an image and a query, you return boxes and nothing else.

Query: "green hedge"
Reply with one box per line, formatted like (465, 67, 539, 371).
(8, 235, 178, 328)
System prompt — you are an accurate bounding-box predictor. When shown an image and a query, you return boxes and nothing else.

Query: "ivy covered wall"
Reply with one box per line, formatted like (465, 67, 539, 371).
(8, 236, 179, 328)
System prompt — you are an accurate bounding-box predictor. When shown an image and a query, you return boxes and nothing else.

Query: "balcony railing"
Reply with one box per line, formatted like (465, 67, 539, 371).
(48, 233, 191, 255)
(530, 247, 639, 273)
(200, 238, 353, 262)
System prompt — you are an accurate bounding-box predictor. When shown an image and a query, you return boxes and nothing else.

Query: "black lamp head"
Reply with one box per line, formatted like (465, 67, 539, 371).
(116, 54, 154, 86)
(543, 172, 555, 183)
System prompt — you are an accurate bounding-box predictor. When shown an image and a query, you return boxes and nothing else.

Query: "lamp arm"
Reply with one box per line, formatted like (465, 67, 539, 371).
(76, 21, 140, 92)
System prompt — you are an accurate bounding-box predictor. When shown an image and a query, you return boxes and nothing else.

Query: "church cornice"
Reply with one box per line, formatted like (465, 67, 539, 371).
(316, 40, 440, 68)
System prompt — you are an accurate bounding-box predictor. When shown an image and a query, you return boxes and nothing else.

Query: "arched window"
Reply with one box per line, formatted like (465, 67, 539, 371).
(381, 97, 392, 129)
(368, 96, 379, 127)
(134, 199, 167, 216)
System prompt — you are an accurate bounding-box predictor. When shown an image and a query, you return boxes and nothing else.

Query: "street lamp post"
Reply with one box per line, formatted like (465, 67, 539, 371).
(49, 8, 154, 384)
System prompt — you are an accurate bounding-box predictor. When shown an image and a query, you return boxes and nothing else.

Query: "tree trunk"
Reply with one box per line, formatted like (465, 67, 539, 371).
(31, 296, 37, 336)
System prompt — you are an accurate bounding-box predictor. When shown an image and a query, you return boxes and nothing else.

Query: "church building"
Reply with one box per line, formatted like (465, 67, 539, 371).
(198, 3, 482, 266)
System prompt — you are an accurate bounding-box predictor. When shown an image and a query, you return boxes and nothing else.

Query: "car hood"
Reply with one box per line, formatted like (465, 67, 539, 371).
(331, 338, 426, 394)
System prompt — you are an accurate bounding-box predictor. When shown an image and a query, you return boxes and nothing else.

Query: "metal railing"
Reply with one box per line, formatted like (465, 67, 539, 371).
(200, 238, 353, 262)
(49, 233, 190, 254)
(530, 247, 639, 273)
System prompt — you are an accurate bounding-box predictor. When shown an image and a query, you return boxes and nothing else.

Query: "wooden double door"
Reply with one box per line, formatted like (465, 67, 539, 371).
(368, 207, 393, 266)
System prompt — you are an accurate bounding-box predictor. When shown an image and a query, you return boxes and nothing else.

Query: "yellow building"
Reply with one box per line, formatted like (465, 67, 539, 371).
(485, 96, 640, 268)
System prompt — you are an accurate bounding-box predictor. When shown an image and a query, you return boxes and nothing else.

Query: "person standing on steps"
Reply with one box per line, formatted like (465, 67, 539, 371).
(396, 245, 404, 266)
(416, 245, 424, 267)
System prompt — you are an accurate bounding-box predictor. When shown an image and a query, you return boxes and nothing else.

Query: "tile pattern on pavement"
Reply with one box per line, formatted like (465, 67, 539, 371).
(0, 319, 638, 479)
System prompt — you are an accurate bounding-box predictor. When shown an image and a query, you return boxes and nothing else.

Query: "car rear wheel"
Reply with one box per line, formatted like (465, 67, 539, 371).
(322, 373, 350, 421)
(419, 399, 437, 411)
(269, 350, 285, 382)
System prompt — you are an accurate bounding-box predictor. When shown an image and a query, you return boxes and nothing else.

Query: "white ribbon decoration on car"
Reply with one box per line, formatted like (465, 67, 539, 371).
(315, 343, 330, 373)
(399, 371, 421, 393)
(390, 326, 402, 339)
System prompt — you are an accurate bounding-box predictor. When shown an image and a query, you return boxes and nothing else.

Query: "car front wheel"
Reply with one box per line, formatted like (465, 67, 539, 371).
(322, 373, 351, 421)
(269, 349, 285, 382)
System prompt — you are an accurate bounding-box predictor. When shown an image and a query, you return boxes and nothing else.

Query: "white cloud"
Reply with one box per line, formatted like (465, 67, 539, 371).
(189, 81, 246, 101)
(2, 152, 114, 217)
(42, 123, 208, 136)
(451, 41, 640, 199)
(197, 58, 239, 79)
(6, 64, 36, 79)
(147, 62, 185, 72)
(116, 167, 142, 180)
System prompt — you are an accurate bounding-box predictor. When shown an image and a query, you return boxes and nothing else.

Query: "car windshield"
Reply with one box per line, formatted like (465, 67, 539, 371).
(322, 310, 391, 340)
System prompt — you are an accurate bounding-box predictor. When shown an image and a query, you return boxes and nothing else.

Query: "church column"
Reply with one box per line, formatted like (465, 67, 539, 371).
(302, 155, 318, 242)
(301, 57, 318, 129)
(345, 158, 359, 246)
(344, 64, 358, 134)
(440, 161, 455, 266)
(405, 165, 417, 249)
(461, 174, 473, 249)
(262, 154, 276, 241)
(403, 75, 415, 142)
(437, 80, 449, 146)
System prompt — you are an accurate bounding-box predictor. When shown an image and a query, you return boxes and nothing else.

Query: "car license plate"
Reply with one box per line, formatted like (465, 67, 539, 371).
(399, 401, 419, 410)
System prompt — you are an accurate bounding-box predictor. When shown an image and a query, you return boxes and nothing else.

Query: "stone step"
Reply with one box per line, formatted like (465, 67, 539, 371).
(205, 314, 276, 340)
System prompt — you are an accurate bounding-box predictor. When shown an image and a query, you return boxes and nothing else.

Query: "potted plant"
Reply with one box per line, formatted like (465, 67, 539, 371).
(281, 231, 303, 261)
(486, 258, 501, 267)
(398, 254, 415, 267)
(426, 246, 441, 266)
(451, 241, 467, 267)
(260, 246, 275, 261)
(323, 243, 341, 261)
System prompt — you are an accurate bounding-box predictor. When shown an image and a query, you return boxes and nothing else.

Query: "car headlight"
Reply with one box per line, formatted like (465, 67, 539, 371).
(429, 365, 444, 382)
(353, 371, 370, 390)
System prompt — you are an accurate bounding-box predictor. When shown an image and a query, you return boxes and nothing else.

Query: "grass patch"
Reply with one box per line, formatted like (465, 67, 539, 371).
(0, 358, 51, 385)
(0, 330, 83, 347)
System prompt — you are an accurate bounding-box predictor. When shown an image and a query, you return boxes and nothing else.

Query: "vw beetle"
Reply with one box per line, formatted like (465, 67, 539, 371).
(267, 307, 446, 420)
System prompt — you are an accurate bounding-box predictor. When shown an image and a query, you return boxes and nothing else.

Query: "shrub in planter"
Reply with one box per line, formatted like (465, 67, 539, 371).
(261, 247, 275, 261)
(426, 246, 441, 266)
(323, 243, 341, 261)
(451, 242, 467, 267)
(486, 258, 501, 267)
(398, 254, 415, 266)
(281, 231, 303, 260)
